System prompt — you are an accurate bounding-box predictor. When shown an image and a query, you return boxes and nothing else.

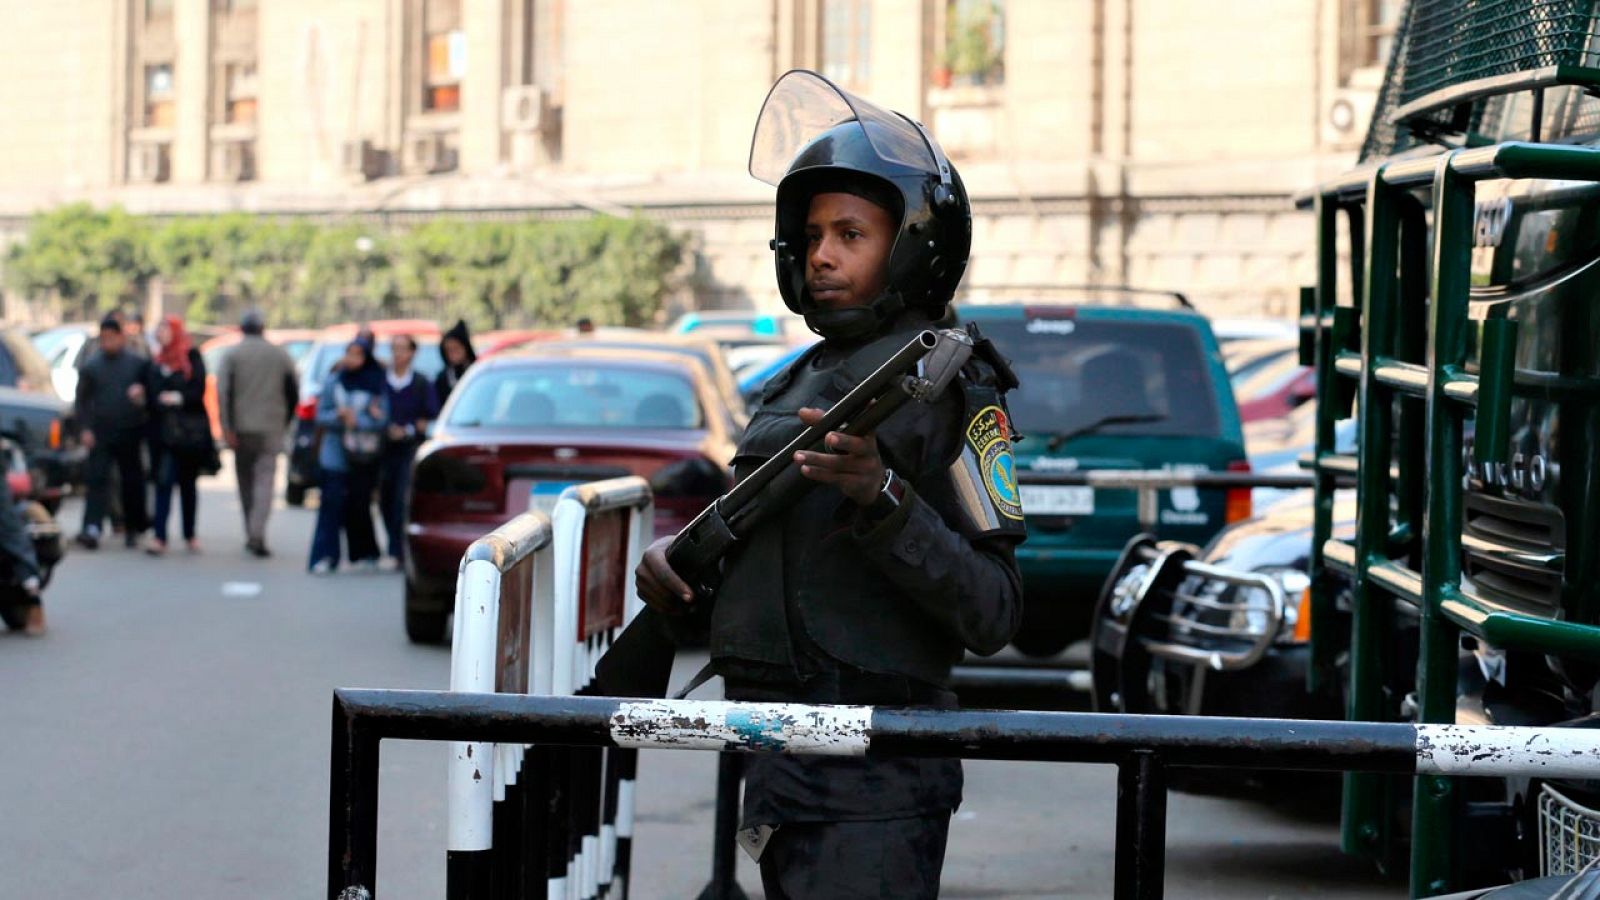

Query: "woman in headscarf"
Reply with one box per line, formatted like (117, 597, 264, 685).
(308, 336, 390, 574)
(434, 319, 477, 406)
(144, 315, 208, 556)
(378, 333, 439, 570)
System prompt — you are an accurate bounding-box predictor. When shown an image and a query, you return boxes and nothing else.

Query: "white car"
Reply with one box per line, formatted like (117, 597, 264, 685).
(28, 324, 98, 405)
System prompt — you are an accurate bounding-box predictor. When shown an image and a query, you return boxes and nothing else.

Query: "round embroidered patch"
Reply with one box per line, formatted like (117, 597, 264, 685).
(966, 405, 1024, 520)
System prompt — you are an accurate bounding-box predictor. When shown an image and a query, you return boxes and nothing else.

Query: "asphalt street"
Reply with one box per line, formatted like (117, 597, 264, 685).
(0, 468, 1403, 898)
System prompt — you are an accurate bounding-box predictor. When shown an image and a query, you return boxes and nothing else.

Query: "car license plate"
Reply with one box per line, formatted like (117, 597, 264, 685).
(529, 481, 578, 517)
(1019, 485, 1094, 516)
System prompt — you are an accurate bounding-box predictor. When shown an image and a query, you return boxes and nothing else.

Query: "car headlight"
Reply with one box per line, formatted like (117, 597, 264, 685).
(1251, 567, 1311, 643)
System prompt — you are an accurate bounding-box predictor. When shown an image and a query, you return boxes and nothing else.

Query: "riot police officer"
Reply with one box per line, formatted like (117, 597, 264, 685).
(635, 71, 1025, 898)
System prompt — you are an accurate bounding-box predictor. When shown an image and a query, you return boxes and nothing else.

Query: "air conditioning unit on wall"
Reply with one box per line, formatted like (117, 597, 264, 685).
(502, 85, 550, 133)
(403, 132, 456, 174)
(128, 142, 170, 184)
(340, 139, 386, 180)
(1322, 87, 1378, 149)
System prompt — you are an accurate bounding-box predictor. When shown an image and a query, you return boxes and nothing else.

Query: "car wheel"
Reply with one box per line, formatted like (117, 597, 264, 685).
(404, 582, 450, 645)
(285, 483, 307, 507)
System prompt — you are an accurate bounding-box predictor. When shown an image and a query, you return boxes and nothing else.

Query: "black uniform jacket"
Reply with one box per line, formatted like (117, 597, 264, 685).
(707, 311, 1026, 825)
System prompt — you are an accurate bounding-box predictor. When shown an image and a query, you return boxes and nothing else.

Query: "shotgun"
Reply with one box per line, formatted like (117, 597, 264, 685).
(585, 327, 974, 699)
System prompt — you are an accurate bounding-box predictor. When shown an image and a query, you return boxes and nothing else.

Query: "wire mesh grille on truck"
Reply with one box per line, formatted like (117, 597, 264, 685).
(1361, 0, 1600, 162)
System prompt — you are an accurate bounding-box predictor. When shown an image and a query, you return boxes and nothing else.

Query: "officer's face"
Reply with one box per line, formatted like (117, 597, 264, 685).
(805, 192, 894, 310)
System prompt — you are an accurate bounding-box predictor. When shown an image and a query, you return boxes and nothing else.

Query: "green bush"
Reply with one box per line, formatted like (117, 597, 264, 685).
(5, 206, 687, 328)
(4, 204, 155, 319)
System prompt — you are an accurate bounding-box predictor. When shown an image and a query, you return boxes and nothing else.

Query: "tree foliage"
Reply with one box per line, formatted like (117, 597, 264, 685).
(4, 204, 155, 317)
(5, 206, 687, 328)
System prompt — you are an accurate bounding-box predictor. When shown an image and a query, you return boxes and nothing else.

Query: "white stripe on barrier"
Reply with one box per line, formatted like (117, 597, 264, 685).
(1416, 724, 1600, 779)
(616, 780, 636, 839)
(581, 833, 599, 899)
(609, 700, 874, 754)
(550, 498, 584, 697)
(598, 823, 616, 886)
(447, 557, 502, 853)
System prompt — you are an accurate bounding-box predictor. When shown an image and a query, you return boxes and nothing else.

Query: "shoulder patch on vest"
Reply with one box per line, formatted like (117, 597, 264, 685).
(965, 405, 1023, 521)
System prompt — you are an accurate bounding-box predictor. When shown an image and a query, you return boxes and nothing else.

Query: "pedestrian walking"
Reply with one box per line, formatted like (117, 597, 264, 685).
(75, 315, 152, 550)
(218, 310, 298, 558)
(144, 316, 209, 556)
(434, 319, 477, 406)
(378, 334, 438, 571)
(625, 72, 1024, 898)
(307, 337, 389, 575)
(121, 310, 153, 358)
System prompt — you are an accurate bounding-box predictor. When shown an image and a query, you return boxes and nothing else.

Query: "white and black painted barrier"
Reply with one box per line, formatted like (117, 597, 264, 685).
(442, 476, 652, 900)
(330, 692, 1600, 900)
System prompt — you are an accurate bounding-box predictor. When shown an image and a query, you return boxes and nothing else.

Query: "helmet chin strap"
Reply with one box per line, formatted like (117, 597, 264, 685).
(801, 290, 906, 341)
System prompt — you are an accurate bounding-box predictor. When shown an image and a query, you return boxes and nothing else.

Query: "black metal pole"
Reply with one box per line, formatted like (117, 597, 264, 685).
(328, 695, 381, 900)
(330, 690, 1424, 774)
(696, 752, 750, 900)
(1114, 751, 1167, 900)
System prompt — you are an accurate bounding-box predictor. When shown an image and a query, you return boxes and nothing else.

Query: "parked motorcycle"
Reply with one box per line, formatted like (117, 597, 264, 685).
(0, 433, 63, 632)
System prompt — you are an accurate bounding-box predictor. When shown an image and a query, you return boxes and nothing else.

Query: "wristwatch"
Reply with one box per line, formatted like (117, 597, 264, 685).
(861, 468, 906, 525)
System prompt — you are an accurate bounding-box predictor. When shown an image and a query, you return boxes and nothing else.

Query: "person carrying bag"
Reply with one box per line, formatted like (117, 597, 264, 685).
(146, 315, 209, 556)
(308, 336, 390, 574)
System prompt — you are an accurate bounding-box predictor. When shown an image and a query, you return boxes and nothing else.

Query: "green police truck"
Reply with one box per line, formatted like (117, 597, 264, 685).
(1096, 1, 1600, 895)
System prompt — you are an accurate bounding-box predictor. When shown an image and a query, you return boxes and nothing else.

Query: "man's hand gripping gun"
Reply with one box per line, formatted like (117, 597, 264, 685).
(665, 327, 974, 603)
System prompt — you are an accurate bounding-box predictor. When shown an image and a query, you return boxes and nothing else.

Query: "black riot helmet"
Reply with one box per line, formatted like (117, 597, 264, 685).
(750, 70, 971, 340)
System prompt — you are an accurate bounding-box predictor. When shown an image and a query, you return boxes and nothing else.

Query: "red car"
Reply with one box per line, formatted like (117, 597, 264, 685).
(402, 348, 739, 643)
(1234, 351, 1316, 423)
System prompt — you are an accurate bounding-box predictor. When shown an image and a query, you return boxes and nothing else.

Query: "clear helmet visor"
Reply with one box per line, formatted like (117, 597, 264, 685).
(748, 70, 950, 187)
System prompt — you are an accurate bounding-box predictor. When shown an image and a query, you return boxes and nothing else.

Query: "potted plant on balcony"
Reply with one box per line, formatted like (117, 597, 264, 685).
(942, 0, 1004, 87)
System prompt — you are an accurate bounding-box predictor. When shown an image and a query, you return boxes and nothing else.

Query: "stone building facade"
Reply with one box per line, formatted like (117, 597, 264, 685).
(0, 0, 1396, 321)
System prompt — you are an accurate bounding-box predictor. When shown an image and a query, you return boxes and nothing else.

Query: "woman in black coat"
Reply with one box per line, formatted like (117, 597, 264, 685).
(434, 319, 478, 406)
(145, 315, 210, 555)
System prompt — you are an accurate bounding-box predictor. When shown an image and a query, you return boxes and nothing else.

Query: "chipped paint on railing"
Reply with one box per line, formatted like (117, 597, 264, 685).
(608, 700, 871, 755)
(1416, 724, 1600, 779)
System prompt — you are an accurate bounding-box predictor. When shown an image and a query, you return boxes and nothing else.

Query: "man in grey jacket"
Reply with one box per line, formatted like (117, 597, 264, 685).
(217, 310, 298, 558)
(76, 316, 152, 550)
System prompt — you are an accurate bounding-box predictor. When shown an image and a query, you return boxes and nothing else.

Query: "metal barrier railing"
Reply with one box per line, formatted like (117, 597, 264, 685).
(440, 476, 652, 900)
(447, 510, 556, 896)
(328, 691, 1600, 900)
(545, 477, 653, 900)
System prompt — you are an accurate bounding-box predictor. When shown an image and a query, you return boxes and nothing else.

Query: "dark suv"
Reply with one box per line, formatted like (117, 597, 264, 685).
(960, 302, 1249, 657)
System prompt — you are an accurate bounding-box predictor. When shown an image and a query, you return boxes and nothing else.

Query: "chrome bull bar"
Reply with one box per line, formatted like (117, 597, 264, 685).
(1111, 542, 1287, 674)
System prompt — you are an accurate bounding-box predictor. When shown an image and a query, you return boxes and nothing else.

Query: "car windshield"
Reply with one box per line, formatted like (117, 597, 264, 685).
(447, 364, 704, 430)
(30, 329, 81, 366)
(280, 339, 316, 364)
(979, 317, 1222, 440)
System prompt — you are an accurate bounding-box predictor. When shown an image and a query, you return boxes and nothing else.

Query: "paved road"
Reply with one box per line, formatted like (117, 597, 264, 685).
(0, 470, 1402, 898)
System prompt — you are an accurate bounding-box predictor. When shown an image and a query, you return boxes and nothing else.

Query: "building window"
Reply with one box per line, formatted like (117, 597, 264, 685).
(223, 62, 258, 124)
(820, 0, 870, 90)
(936, 0, 1004, 88)
(1341, 0, 1401, 81)
(423, 0, 465, 113)
(145, 64, 175, 127)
